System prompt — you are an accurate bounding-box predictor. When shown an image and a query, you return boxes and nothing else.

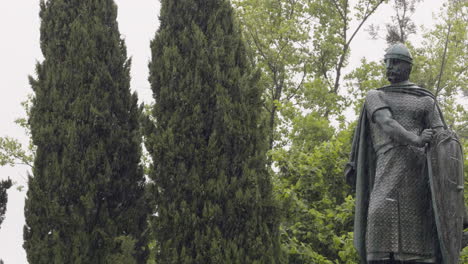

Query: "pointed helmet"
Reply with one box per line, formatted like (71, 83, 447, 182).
(384, 43, 413, 64)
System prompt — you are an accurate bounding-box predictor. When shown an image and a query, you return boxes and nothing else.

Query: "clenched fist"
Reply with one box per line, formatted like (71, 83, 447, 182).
(415, 129, 434, 147)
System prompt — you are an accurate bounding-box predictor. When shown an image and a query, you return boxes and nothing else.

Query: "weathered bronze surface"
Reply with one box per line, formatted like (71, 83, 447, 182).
(346, 43, 465, 264)
(427, 129, 464, 264)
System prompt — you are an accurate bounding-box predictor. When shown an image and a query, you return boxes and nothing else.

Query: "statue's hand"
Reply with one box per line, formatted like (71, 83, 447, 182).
(416, 129, 433, 147)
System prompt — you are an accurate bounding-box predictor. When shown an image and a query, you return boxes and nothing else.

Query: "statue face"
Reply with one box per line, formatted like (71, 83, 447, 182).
(385, 58, 412, 84)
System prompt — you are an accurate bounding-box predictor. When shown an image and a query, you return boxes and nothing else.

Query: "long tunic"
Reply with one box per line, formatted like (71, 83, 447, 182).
(364, 89, 443, 261)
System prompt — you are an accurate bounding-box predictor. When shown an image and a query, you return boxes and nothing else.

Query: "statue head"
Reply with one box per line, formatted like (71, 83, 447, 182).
(384, 43, 413, 84)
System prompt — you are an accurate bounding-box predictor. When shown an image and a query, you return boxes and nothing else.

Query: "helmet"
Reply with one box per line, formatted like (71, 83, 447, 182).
(384, 43, 413, 64)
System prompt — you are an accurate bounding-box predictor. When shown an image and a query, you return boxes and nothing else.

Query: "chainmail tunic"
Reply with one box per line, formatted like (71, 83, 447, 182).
(364, 89, 443, 261)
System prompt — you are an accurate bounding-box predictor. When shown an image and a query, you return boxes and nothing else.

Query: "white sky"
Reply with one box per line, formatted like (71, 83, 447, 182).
(0, 0, 455, 263)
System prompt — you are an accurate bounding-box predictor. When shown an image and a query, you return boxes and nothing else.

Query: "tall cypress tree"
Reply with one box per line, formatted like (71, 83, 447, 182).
(24, 1, 148, 263)
(146, 0, 282, 263)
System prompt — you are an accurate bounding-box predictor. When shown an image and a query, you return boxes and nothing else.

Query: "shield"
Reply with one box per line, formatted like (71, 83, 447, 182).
(427, 130, 465, 264)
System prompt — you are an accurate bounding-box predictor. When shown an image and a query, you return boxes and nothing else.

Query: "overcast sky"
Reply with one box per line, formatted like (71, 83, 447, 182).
(0, 0, 452, 263)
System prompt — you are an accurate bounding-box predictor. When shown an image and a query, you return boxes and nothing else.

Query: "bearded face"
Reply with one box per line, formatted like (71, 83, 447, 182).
(385, 58, 412, 84)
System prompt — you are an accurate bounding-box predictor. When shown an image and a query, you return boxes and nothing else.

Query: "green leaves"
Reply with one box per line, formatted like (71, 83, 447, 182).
(234, 0, 387, 152)
(408, 1, 468, 134)
(233, 0, 313, 147)
(0, 95, 35, 169)
(345, 58, 387, 114)
(0, 137, 32, 168)
(271, 123, 356, 263)
(233, 1, 390, 262)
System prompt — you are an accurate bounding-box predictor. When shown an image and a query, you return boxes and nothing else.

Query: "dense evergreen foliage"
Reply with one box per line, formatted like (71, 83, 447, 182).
(0, 178, 12, 229)
(23, 0, 149, 263)
(145, 0, 282, 262)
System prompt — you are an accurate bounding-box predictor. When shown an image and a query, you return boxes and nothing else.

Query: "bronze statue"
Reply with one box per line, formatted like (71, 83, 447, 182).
(345, 43, 465, 264)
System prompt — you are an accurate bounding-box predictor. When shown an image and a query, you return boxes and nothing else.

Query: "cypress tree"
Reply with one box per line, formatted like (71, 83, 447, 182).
(24, 1, 149, 263)
(146, 0, 282, 263)
(0, 178, 12, 229)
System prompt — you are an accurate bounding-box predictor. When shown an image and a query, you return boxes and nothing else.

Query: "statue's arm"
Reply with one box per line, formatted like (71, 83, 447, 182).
(373, 108, 433, 147)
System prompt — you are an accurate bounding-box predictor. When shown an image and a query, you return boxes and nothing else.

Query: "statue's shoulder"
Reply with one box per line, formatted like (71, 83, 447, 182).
(378, 83, 435, 98)
(363, 89, 388, 111)
(364, 89, 383, 103)
(365, 89, 382, 97)
(379, 82, 421, 90)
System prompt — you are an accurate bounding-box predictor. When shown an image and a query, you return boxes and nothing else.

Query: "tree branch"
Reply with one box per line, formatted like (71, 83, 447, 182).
(346, 0, 386, 47)
(330, 0, 346, 21)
